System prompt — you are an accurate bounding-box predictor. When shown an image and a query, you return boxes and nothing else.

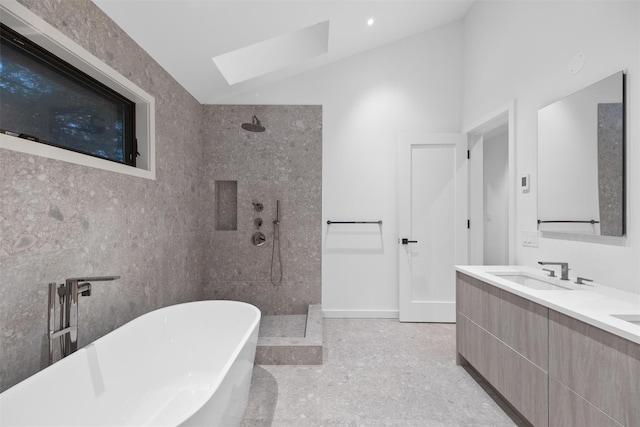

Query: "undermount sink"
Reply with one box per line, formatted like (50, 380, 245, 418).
(611, 314, 640, 326)
(490, 273, 574, 291)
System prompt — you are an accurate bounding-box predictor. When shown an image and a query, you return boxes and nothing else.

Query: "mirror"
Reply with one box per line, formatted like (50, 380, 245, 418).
(538, 71, 625, 237)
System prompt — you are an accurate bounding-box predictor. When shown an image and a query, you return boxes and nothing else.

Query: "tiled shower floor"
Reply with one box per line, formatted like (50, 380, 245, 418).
(242, 318, 528, 426)
(260, 315, 307, 338)
(255, 305, 323, 365)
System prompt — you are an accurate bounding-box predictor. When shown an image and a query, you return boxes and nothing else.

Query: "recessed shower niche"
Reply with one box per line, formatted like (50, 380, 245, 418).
(215, 180, 237, 231)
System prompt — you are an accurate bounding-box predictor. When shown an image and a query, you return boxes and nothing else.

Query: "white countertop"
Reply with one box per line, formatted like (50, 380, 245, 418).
(456, 265, 640, 345)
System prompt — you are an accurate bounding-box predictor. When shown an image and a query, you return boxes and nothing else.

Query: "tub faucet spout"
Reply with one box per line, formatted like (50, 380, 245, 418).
(63, 276, 120, 355)
(48, 275, 120, 364)
(538, 262, 569, 280)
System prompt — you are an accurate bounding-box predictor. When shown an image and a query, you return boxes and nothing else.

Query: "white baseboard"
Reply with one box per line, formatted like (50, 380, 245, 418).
(322, 309, 399, 319)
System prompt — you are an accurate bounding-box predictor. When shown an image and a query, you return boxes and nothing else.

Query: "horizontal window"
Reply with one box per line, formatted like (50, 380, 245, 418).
(1, 23, 136, 166)
(0, 0, 155, 180)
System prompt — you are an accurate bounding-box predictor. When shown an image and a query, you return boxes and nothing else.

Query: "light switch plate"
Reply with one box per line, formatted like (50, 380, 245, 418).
(522, 230, 539, 247)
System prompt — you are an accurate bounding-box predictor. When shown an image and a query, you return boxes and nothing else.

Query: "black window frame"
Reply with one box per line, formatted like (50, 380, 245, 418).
(0, 23, 137, 166)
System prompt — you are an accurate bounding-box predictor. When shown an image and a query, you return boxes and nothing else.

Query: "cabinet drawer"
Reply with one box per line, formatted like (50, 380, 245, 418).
(458, 312, 548, 427)
(549, 310, 640, 426)
(549, 377, 622, 427)
(457, 272, 549, 369)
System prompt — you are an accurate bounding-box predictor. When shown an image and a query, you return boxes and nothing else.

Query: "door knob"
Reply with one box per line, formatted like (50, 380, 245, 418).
(401, 238, 418, 245)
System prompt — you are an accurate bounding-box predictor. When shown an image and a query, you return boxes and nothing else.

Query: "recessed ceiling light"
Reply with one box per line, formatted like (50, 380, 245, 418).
(367, 18, 375, 26)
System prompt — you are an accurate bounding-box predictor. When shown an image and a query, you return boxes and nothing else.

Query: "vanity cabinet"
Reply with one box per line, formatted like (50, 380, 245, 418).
(456, 272, 549, 427)
(549, 310, 639, 427)
(457, 271, 640, 427)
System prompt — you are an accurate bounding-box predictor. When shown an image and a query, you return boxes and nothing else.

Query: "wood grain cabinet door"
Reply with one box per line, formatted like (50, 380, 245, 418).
(457, 312, 549, 426)
(457, 273, 550, 427)
(549, 377, 623, 427)
(549, 310, 640, 426)
(457, 273, 549, 369)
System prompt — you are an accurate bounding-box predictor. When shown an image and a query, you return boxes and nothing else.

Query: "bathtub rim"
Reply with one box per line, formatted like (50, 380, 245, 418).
(0, 299, 261, 426)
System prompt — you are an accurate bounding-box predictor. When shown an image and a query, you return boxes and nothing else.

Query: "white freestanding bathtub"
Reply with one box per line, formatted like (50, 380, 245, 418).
(0, 300, 260, 426)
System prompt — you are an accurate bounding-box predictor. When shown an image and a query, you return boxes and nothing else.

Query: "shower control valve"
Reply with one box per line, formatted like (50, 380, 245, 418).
(252, 232, 266, 246)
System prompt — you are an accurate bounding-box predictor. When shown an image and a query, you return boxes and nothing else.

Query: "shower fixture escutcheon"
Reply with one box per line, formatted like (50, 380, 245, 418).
(252, 232, 266, 246)
(242, 115, 265, 133)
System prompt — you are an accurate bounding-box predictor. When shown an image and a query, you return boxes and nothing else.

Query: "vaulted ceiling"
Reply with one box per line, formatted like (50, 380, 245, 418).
(92, 1, 475, 103)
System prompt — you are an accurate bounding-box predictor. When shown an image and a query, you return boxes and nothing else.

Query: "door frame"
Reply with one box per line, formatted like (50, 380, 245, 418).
(397, 133, 467, 322)
(462, 101, 517, 265)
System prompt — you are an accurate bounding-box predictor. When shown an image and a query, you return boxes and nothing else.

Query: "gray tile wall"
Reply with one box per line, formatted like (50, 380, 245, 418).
(1, 1, 323, 393)
(0, 0, 205, 392)
(201, 105, 322, 315)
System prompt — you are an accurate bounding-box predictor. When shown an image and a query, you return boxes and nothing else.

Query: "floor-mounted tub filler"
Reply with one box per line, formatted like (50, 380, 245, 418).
(0, 300, 261, 426)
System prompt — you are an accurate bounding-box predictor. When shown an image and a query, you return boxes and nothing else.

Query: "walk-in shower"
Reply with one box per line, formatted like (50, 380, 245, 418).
(204, 105, 322, 365)
(241, 115, 265, 132)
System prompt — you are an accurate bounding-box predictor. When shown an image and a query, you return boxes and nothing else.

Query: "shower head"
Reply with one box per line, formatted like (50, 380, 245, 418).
(241, 115, 265, 133)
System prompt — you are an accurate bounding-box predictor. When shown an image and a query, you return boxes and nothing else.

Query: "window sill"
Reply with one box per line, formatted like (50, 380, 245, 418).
(1, 133, 155, 180)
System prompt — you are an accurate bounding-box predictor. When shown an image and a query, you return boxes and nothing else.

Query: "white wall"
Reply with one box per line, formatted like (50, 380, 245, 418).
(225, 22, 464, 316)
(463, 1, 640, 293)
(221, 0, 640, 313)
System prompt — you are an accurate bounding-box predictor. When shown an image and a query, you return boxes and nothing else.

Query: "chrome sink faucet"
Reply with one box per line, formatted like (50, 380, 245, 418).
(538, 262, 570, 280)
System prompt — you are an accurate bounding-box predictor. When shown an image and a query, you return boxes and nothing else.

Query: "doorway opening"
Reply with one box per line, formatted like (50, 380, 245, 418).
(465, 103, 516, 266)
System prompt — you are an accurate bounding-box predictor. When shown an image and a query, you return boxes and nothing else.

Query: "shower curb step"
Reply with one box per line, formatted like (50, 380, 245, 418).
(255, 304, 323, 365)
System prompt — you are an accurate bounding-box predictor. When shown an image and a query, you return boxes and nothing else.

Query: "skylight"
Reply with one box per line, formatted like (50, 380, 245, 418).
(212, 20, 330, 85)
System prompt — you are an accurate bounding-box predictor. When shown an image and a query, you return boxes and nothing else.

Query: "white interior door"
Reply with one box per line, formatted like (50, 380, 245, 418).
(398, 133, 466, 322)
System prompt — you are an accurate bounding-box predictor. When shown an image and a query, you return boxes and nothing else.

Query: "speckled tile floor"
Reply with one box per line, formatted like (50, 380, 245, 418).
(242, 319, 528, 427)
